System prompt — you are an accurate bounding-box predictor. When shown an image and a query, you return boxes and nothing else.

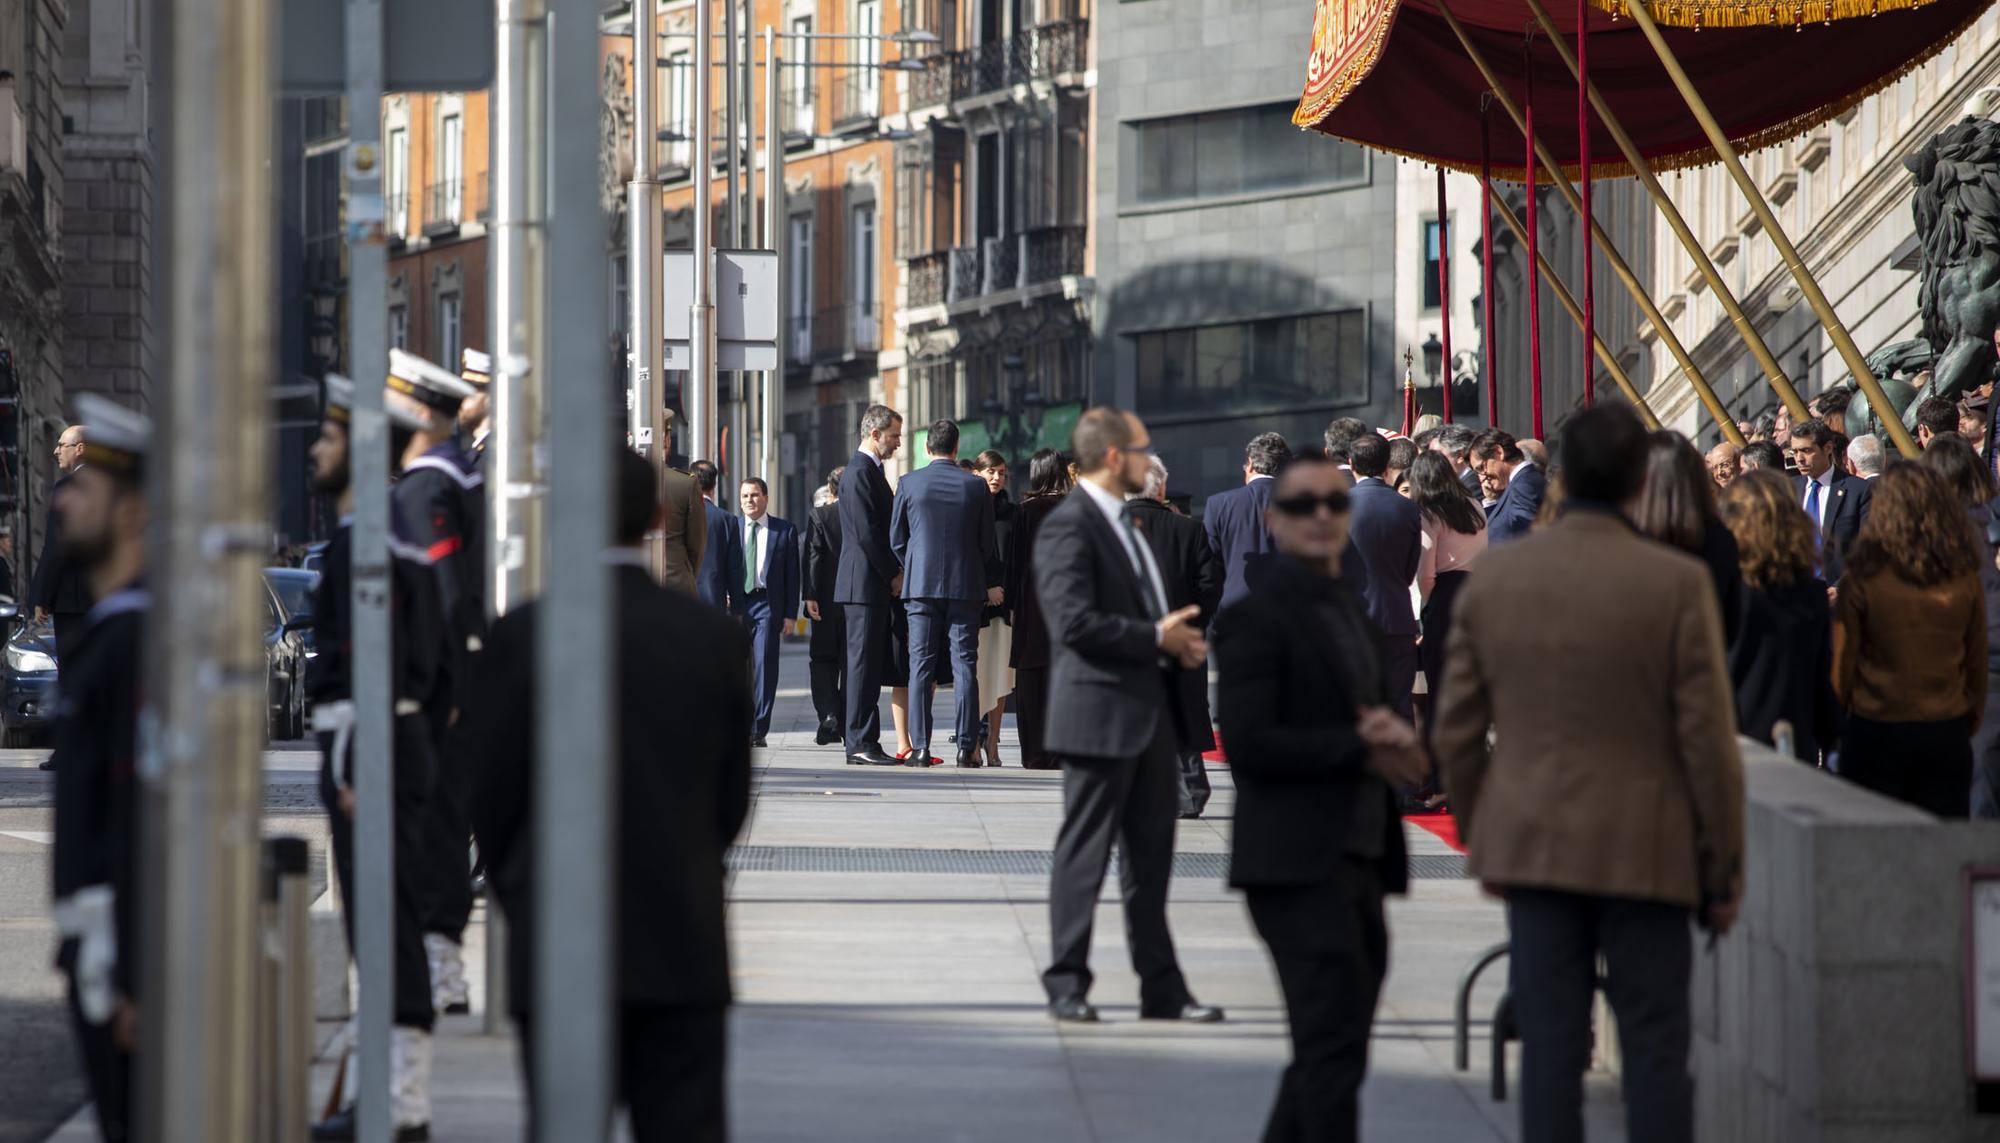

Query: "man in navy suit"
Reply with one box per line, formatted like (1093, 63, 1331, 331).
(836, 406, 906, 766)
(1472, 429, 1546, 545)
(1203, 432, 1290, 617)
(736, 476, 800, 747)
(891, 419, 1001, 768)
(692, 460, 745, 611)
(1341, 433, 1423, 720)
(1791, 417, 1872, 584)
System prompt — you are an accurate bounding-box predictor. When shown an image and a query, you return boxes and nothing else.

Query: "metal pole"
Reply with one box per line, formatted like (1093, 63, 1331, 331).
(763, 29, 784, 513)
(1435, 0, 1730, 437)
(1620, 0, 1920, 459)
(724, 0, 740, 249)
(1489, 184, 1662, 429)
(487, 0, 550, 1036)
(630, 0, 668, 575)
(741, 2, 755, 247)
(141, 0, 273, 1133)
(271, 837, 312, 1143)
(535, 0, 616, 1134)
(690, 0, 718, 463)
(342, 0, 396, 1134)
(1523, 0, 1768, 443)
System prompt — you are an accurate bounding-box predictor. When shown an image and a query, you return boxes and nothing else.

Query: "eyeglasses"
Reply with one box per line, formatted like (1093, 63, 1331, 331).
(1272, 491, 1351, 518)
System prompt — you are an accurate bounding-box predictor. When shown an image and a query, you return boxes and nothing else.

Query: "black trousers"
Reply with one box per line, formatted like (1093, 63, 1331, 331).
(1843, 714, 1973, 818)
(1014, 665, 1053, 769)
(519, 1004, 726, 1143)
(842, 601, 890, 754)
(1381, 634, 1418, 724)
(1507, 888, 1693, 1143)
(320, 714, 438, 1030)
(1244, 870, 1388, 1143)
(420, 704, 475, 941)
(1042, 717, 1191, 1010)
(62, 944, 130, 1142)
(52, 610, 86, 668)
(808, 604, 847, 729)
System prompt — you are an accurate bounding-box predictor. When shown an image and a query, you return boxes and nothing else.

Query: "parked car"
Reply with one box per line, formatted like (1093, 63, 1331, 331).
(0, 605, 56, 748)
(300, 542, 328, 578)
(264, 567, 320, 659)
(262, 574, 311, 741)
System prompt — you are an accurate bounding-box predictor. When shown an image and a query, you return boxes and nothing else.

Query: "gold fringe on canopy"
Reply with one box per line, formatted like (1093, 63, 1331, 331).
(1590, 0, 1941, 29)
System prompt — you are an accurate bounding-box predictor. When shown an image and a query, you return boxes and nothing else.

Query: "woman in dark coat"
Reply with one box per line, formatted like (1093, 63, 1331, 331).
(1008, 448, 1070, 770)
(1632, 430, 1743, 648)
(972, 450, 1019, 765)
(1718, 468, 1840, 763)
(1922, 435, 2000, 816)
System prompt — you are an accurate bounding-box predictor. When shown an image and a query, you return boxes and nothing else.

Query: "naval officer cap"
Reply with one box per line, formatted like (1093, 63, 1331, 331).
(73, 394, 152, 480)
(461, 348, 492, 389)
(387, 348, 475, 415)
(324, 374, 428, 433)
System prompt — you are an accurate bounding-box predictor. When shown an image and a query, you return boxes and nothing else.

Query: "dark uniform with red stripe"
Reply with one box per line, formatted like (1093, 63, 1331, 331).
(393, 439, 486, 952)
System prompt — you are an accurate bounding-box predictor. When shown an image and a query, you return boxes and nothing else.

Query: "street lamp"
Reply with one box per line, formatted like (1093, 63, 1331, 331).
(980, 354, 1046, 472)
(1422, 332, 1444, 387)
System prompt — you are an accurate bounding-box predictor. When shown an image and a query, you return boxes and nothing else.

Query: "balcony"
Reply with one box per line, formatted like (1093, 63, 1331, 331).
(1022, 225, 1085, 286)
(924, 226, 1084, 308)
(907, 19, 1088, 109)
(908, 251, 949, 309)
(805, 301, 881, 363)
(778, 73, 817, 147)
(422, 180, 465, 233)
(981, 235, 1017, 296)
(828, 70, 883, 132)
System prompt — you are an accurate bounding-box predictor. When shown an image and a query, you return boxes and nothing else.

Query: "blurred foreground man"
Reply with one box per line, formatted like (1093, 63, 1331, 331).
(310, 377, 445, 1140)
(1036, 407, 1220, 1025)
(1435, 404, 1745, 1143)
(1123, 455, 1221, 818)
(1215, 449, 1422, 1143)
(49, 396, 151, 1142)
(469, 449, 751, 1142)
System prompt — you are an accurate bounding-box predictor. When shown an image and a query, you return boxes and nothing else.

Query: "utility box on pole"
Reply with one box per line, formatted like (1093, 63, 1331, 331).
(665, 249, 779, 372)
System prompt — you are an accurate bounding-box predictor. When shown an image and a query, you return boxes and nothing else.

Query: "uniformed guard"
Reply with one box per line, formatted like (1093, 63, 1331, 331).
(458, 348, 491, 468)
(309, 375, 444, 1142)
(384, 348, 484, 1017)
(49, 394, 151, 1143)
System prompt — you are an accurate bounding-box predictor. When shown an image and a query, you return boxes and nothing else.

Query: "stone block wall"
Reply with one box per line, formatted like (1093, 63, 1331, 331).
(60, 148, 152, 406)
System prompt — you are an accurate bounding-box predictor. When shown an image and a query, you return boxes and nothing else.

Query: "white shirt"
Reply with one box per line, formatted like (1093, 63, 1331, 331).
(1802, 468, 1835, 529)
(858, 447, 883, 468)
(742, 514, 771, 589)
(1508, 460, 1535, 485)
(1076, 477, 1172, 619)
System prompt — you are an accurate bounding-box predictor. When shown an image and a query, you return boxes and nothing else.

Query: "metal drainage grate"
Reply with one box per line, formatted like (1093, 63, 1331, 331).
(727, 846, 1467, 880)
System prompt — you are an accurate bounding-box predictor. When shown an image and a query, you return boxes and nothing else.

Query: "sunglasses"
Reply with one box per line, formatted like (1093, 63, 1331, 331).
(1272, 491, 1351, 518)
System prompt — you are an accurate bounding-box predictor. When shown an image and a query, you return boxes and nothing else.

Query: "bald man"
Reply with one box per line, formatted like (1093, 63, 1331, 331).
(1705, 442, 1741, 488)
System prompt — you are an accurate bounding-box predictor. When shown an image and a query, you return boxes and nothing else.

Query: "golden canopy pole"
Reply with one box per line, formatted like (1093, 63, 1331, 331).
(1525, 0, 1779, 443)
(1435, 0, 1732, 439)
(1490, 184, 1663, 429)
(1619, 0, 1921, 459)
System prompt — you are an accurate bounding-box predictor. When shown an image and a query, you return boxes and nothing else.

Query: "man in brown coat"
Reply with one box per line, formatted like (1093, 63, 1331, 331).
(658, 413, 707, 594)
(1435, 403, 1745, 1143)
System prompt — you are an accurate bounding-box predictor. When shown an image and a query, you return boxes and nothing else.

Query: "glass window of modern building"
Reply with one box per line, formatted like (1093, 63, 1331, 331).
(1131, 309, 1366, 415)
(1126, 102, 1366, 207)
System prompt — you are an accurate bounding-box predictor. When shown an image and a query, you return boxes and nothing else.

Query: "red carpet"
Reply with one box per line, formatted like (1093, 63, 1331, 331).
(1405, 813, 1465, 853)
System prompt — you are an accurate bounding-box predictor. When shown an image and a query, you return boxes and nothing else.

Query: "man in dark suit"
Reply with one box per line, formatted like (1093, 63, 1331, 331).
(890, 419, 999, 768)
(735, 476, 800, 748)
(836, 405, 906, 766)
(1472, 428, 1546, 545)
(802, 468, 847, 745)
(1035, 406, 1221, 1025)
(1790, 417, 1872, 584)
(692, 460, 744, 612)
(33, 423, 94, 662)
(468, 449, 752, 1143)
(1342, 433, 1423, 721)
(1214, 450, 1424, 1143)
(1202, 432, 1290, 616)
(1127, 455, 1222, 818)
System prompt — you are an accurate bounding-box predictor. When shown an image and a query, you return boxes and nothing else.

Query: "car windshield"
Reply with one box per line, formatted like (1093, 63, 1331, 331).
(266, 572, 316, 620)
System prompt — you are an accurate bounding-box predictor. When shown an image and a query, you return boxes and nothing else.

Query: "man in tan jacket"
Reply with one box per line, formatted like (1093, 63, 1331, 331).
(1435, 403, 1744, 1143)
(658, 413, 707, 594)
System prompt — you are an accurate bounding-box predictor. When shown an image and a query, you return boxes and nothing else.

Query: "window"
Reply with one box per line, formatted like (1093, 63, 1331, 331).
(438, 292, 463, 366)
(1422, 219, 1449, 310)
(1127, 102, 1366, 207)
(855, 0, 881, 112)
(895, 147, 929, 258)
(388, 305, 409, 350)
(610, 254, 629, 335)
(788, 16, 814, 138)
(387, 126, 409, 236)
(1131, 310, 1367, 416)
(440, 113, 464, 222)
(850, 202, 877, 315)
(789, 214, 814, 364)
(665, 52, 692, 170)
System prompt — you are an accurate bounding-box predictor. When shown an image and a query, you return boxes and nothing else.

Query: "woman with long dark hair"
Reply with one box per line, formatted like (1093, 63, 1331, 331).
(1921, 434, 2000, 817)
(1718, 468, 1840, 762)
(1632, 430, 1743, 647)
(1008, 449, 1071, 769)
(1407, 451, 1486, 719)
(973, 449, 1017, 765)
(1834, 462, 1987, 817)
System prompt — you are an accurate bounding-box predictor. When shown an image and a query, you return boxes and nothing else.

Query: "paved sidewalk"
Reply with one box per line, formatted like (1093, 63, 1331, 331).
(54, 641, 1631, 1141)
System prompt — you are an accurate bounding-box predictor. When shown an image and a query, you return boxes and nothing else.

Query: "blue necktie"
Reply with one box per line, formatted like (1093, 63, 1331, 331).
(1805, 480, 1822, 572)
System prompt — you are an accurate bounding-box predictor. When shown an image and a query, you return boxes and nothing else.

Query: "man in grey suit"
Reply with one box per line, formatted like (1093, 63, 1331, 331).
(891, 419, 1001, 769)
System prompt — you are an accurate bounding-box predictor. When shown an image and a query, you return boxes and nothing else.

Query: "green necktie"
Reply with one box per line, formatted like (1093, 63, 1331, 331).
(744, 521, 760, 595)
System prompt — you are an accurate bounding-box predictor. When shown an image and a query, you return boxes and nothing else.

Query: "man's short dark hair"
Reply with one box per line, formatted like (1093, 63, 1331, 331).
(1411, 428, 1441, 452)
(1349, 432, 1391, 478)
(1817, 386, 1853, 416)
(1741, 441, 1788, 471)
(1245, 432, 1291, 476)
(1387, 437, 1417, 475)
(740, 475, 768, 495)
(691, 459, 719, 493)
(859, 404, 902, 439)
(1914, 395, 1958, 437)
(1791, 418, 1838, 450)
(1471, 428, 1522, 464)
(928, 418, 960, 457)
(617, 449, 660, 546)
(1558, 405, 1647, 503)
(1272, 448, 1342, 494)
(825, 464, 845, 490)
(1071, 406, 1135, 474)
(1322, 416, 1369, 461)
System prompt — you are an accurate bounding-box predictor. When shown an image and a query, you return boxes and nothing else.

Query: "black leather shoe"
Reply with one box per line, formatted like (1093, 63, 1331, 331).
(312, 1107, 429, 1142)
(1049, 996, 1099, 1023)
(848, 748, 900, 767)
(956, 747, 982, 768)
(1140, 1002, 1225, 1023)
(37, 756, 54, 772)
(752, 736, 768, 748)
(815, 719, 839, 745)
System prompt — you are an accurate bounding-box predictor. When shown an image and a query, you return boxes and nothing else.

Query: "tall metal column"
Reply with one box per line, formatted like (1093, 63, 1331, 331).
(141, 0, 274, 1135)
(761, 28, 784, 513)
(486, 0, 551, 1038)
(689, 0, 718, 462)
(629, 0, 667, 575)
(535, 0, 616, 1133)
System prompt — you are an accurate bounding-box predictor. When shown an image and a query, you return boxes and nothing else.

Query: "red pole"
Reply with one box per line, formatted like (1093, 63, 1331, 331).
(1482, 104, 1496, 427)
(1577, 0, 1594, 406)
(1437, 165, 1453, 424)
(1525, 51, 1544, 438)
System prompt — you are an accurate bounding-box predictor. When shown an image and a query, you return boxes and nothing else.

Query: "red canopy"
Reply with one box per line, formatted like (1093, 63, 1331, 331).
(1296, 0, 1990, 176)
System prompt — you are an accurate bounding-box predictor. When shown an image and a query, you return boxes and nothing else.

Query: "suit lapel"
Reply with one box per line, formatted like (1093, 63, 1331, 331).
(1073, 495, 1150, 612)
